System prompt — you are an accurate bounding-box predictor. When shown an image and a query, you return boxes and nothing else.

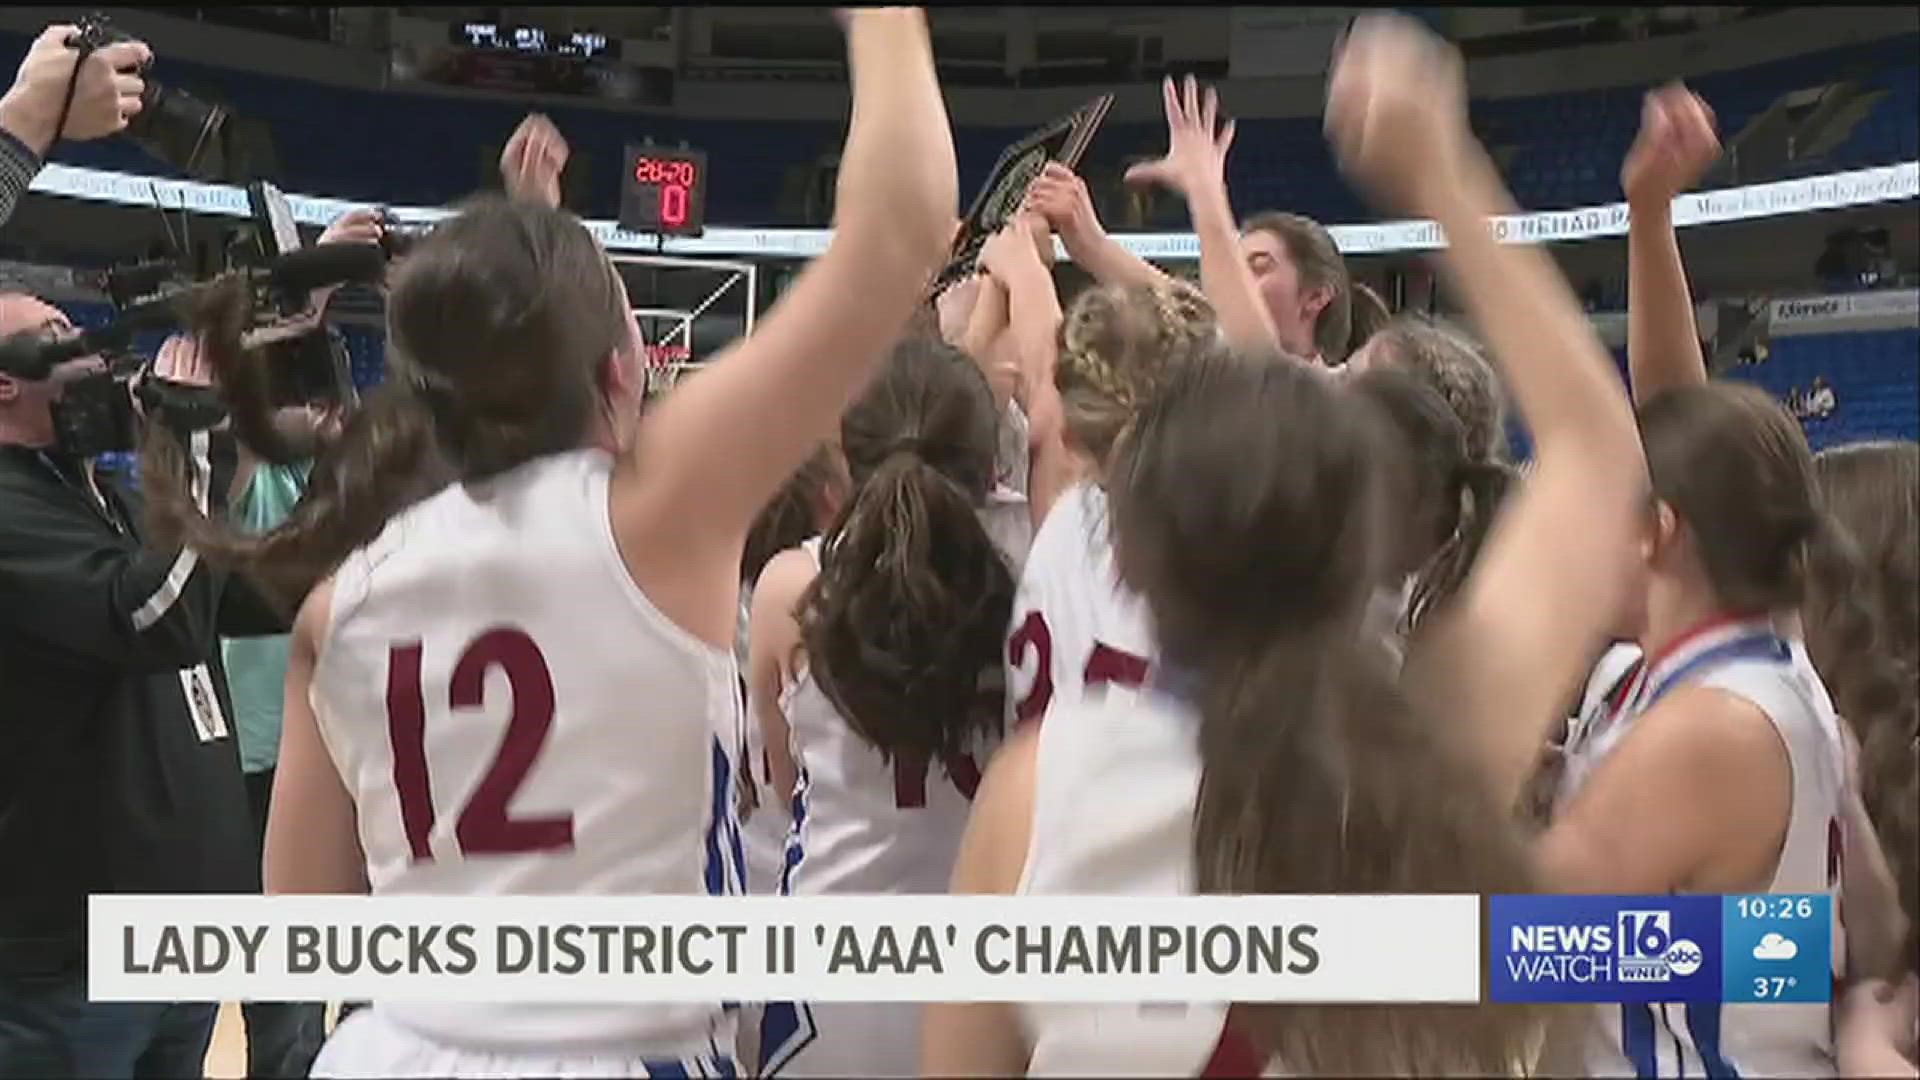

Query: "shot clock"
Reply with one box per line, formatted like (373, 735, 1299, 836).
(621, 145, 708, 238)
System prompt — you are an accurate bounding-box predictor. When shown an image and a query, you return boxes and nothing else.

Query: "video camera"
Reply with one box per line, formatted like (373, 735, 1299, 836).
(68, 14, 234, 182)
(0, 181, 385, 457)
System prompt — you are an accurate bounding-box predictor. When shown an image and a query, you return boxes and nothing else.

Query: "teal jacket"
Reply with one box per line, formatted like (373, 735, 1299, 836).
(221, 460, 311, 774)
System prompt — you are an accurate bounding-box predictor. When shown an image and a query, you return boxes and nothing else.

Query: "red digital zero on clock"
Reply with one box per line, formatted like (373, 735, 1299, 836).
(633, 156, 698, 228)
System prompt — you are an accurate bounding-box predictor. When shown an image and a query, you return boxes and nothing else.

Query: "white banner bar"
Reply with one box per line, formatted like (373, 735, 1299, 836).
(28, 159, 1918, 260)
(89, 894, 1481, 1004)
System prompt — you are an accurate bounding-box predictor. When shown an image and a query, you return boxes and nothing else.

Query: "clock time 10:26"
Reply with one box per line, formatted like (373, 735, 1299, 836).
(1733, 895, 1816, 920)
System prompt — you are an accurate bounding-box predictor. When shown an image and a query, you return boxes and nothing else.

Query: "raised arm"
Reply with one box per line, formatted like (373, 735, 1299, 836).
(623, 9, 955, 558)
(1328, 15, 1650, 806)
(1124, 77, 1282, 355)
(978, 216, 1074, 526)
(1624, 84, 1721, 404)
(747, 548, 816, 813)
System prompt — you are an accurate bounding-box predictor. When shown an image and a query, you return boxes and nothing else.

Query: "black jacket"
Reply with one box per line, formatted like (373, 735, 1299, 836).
(0, 439, 286, 974)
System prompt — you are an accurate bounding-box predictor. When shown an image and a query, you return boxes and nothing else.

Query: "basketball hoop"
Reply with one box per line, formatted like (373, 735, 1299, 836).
(644, 341, 691, 394)
(611, 251, 761, 397)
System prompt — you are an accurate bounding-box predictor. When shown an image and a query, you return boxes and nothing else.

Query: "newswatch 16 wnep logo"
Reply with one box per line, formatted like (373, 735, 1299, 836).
(1489, 895, 1831, 1004)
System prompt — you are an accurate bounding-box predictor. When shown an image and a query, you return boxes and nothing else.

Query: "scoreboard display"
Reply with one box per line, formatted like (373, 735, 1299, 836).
(621, 146, 708, 238)
(451, 22, 621, 60)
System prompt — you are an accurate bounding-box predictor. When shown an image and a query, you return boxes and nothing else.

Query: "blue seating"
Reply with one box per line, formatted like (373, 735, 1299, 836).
(0, 29, 1912, 226)
(1508, 328, 1918, 460)
(1723, 328, 1920, 450)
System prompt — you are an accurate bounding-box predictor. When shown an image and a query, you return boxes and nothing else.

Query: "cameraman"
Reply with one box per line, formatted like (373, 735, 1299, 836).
(0, 298, 282, 1077)
(0, 23, 151, 226)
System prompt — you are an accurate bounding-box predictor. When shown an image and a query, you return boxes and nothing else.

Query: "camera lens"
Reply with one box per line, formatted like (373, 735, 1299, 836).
(124, 83, 229, 182)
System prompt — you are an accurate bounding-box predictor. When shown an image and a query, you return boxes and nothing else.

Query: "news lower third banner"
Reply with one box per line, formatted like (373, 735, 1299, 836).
(1490, 894, 1832, 1005)
(89, 894, 1480, 1004)
(89, 894, 1829, 1005)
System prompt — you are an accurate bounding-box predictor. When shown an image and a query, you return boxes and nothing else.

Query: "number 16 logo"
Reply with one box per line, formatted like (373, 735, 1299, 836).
(1618, 910, 1672, 960)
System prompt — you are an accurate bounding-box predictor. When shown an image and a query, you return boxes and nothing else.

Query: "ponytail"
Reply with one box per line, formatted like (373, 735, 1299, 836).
(1405, 459, 1516, 634)
(142, 381, 446, 613)
(798, 447, 1012, 764)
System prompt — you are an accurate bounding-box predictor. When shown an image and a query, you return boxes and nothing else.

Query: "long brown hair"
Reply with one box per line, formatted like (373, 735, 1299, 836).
(743, 442, 846, 588)
(1351, 367, 1514, 635)
(1640, 383, 1825, 613)
(1108, 352, 1567, 1074)
(141, 195, 631, 611)
(796, 337, 1012, 765)
(1806, 440, 1919, 971)
(1053, 278, 1218, 469)
(1241, 210, 1352, 362)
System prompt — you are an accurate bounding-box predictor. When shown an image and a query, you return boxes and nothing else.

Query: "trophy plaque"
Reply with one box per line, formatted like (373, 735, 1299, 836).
(933, 93, 1114, 292)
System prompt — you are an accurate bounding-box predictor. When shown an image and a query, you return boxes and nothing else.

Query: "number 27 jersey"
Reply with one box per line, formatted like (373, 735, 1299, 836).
(1005, 481, 1155, 727)
(310, 449, 744, 1054)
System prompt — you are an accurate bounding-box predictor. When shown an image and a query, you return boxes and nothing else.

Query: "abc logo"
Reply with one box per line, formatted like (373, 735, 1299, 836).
(1666, 940, 1703, 976)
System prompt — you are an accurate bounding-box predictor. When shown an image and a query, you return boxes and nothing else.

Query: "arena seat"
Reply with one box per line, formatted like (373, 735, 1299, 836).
(1723, 328, 1920, 449)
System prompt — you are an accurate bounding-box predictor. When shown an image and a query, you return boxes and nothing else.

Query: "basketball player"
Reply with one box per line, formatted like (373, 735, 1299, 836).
(1344, 367, 1513, 657)
(1024, 89, 1352, 365)
(1540, 383, 1869, 1078)
(144, 11, 958, 1076)
(747, 337, 1012, 1077)
(738, 445, 848, 898)
(925, 15, 1649, 1073)
(999, 278, 1219, 729)
(1551, 80, 1722, 815)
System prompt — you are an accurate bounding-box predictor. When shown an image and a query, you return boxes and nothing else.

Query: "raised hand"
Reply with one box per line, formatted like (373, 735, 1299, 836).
(978, 212, 1051, 280)
(1023, 163, 1104, 251)
(500, 113, 570, 209)
(1621, 84, 1721, 206)
(1124, 75, 1237, 199)
(317, 207, 384, 248)
(1324, 13, 1471, 218)
(0, 23, 151, 154)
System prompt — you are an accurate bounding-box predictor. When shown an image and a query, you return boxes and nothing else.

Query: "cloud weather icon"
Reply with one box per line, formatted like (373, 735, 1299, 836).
(1752, 933, 1799, 961)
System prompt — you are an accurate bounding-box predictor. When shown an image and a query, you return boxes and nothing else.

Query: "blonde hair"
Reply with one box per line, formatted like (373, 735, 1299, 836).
(1368, 315, 1509, 464)
(1054, 279, 1219, 467)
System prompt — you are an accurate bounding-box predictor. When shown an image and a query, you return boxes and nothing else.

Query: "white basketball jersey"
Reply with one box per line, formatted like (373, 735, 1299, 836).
(762, 536, 990, 1077)
(982, 400, 1036, 572)
(311, 449, 744, 1056)
(1555, 643, 1646, 812)
(737, 583, 791, 898)
(1017, 685, 1276, 1077)
(1005, 481, 1156, 727)
(1560, 618, 1846, 1079)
